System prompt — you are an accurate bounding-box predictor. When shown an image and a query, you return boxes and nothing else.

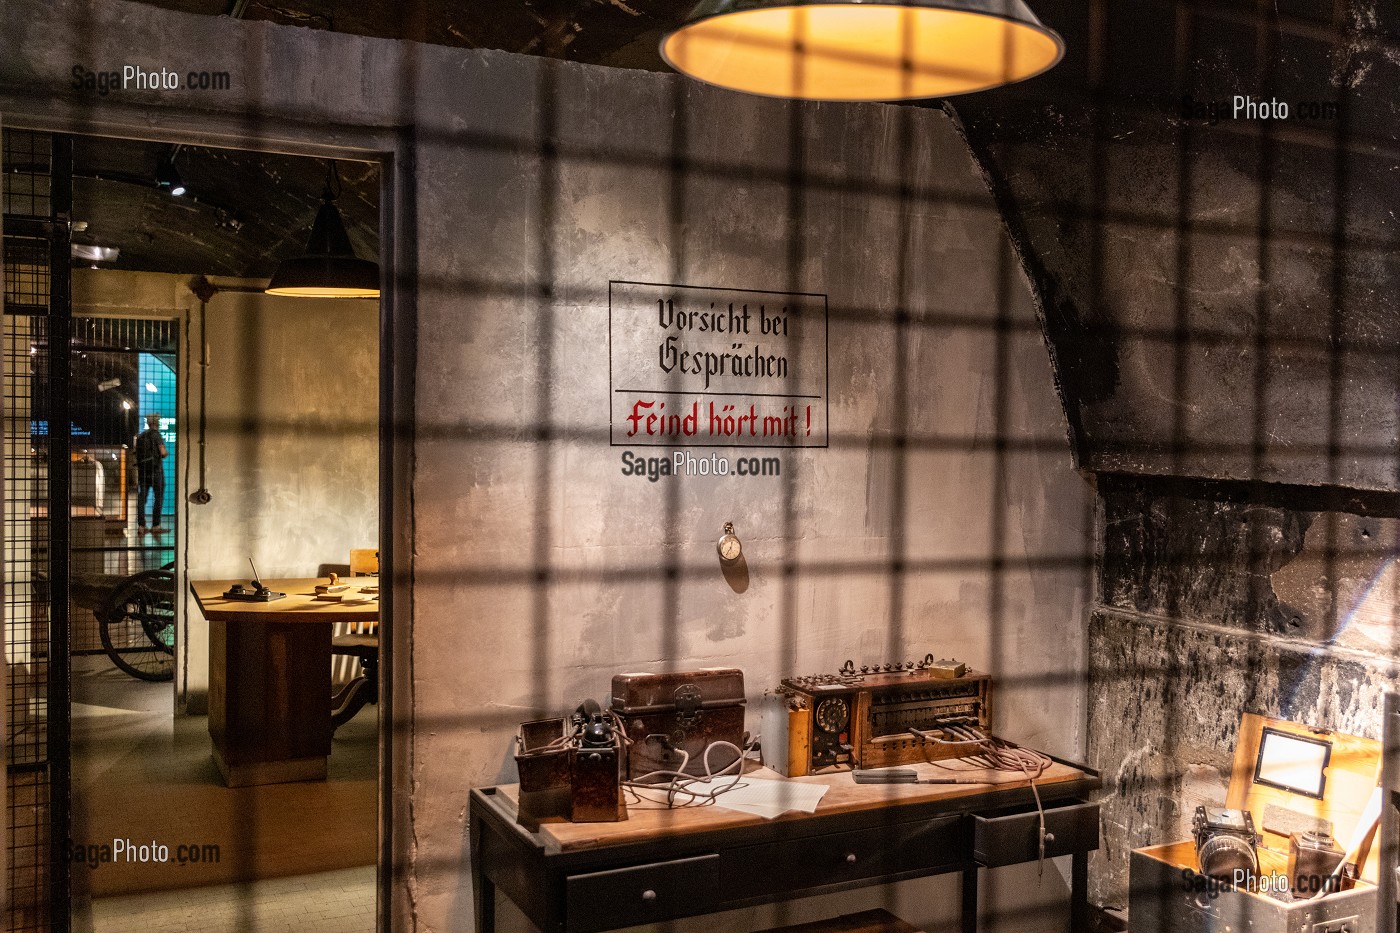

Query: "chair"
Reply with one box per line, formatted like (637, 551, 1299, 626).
(331, 548, 379, 731)
(349, 548, 378, 576)
(330, 629, 378, 730)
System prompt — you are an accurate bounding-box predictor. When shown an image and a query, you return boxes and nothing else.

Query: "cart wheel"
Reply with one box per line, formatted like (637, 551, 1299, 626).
(100, 569, 176, 682)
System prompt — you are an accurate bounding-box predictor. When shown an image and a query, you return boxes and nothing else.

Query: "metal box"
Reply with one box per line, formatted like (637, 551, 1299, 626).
(514, 717, 572, 824)
(611, 668, 746, 780)
(514, 716, 628, 826)
(1131, 845, 1373, 933)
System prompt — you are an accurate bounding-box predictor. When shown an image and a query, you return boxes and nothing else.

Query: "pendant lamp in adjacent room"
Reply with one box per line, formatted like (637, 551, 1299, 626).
(660, 0, 1064, 102)
(155, 150, 187, 197)
(266, 162, 380, 299)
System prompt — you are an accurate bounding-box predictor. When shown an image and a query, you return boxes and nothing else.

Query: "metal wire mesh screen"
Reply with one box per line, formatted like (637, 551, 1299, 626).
(3, 127, 69, 930)
(2, 132, 51, 221)
(3, 310, 47, 765)
(3, 310, 51, 933)
(3, 130, 57, 933)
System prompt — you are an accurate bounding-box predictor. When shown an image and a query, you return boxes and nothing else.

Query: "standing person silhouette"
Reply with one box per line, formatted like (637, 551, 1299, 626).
(135, 413, 168, 532)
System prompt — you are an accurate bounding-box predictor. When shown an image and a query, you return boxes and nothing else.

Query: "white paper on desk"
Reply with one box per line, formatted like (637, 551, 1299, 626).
(715, 779, 828, 819)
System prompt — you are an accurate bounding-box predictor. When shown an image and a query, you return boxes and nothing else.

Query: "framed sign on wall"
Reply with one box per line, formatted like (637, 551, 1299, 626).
(608, 280, 829, 448)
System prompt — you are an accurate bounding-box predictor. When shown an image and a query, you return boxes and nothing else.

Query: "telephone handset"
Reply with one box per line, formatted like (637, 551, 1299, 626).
(573, 699, 616, 748)
(222, 557, 287, 602)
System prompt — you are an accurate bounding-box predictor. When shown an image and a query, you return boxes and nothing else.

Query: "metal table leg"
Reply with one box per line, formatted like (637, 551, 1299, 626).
(471, 812, 497, 933)
(1071, 850, 1089, 932)
(961, 866, 979, 933)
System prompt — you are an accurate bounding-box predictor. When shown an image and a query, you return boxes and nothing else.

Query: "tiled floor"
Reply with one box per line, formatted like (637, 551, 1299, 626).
(69, 655, 377, 896)
(63, 652, 378, 930)
(77, 864, 376, 933)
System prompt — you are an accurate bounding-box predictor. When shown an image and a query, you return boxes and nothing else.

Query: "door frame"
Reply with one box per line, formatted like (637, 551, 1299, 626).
(0, 107, 413, 933)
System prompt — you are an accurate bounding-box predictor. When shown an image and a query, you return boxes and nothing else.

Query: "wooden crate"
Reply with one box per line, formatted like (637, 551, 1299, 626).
(1130, 713, 1379, 933)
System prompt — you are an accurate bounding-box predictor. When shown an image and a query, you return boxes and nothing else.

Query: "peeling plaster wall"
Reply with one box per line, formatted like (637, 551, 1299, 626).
(1086, 476, 1400, 910)
(0, 4, 1093, 931)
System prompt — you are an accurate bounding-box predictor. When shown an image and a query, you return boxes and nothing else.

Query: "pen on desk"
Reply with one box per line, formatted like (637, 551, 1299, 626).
(853, 769, 988, 785)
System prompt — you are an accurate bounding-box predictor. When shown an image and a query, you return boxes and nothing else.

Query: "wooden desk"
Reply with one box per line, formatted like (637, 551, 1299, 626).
(470, 757, 1101, 933)
(191, 578, 379, 787)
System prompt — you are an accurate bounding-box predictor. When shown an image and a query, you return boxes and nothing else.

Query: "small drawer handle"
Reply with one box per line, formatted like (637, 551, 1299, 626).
(641, 890, 657, 903)
(1044, 832, 1056, 845)
(845, 853, 858, 864)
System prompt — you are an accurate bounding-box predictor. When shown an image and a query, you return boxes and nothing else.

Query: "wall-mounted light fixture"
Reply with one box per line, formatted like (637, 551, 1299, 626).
(660, 0, 1063, 102)
(266, 161, 380, 299)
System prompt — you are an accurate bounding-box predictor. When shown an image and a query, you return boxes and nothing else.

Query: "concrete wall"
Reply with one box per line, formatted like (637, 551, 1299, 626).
(0, 4, 1093, 931)
(943, 1, 1400, 914)
(1085, 475, 1400, 909)
(182, 281, 378, 705)
(951, 0, 1400, 490)
(411, 62, 1094, 933)
(68, 270, 378, 708)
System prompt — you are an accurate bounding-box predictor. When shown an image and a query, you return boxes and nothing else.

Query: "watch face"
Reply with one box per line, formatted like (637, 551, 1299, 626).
(718, 533, 742, 561)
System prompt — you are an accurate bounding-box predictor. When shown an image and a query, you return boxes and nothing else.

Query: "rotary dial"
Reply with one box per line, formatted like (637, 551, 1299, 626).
(815, 697, 849, 734)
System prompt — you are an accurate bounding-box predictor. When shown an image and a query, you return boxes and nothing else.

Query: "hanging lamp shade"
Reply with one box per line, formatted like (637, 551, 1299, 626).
(266, 187, 380, 298)
(660, 0, 1064, 102)
(155, 156, 187, 197)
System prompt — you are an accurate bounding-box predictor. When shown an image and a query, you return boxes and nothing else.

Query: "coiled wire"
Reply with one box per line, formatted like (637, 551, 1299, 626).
(623, 736, 758, 809)
(929, 723, 1054, 876)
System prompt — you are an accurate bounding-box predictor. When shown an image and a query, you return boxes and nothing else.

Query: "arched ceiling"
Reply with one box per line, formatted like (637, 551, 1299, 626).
(128, 0, 691, 70)
(70, 135, 379, 277)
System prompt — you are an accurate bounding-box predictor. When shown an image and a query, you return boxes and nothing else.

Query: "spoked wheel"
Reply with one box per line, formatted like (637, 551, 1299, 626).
(100, 569, 176, 682)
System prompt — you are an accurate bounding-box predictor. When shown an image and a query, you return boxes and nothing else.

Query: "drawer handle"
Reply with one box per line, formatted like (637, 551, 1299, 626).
(845, 853, 858, 864)
(641, 890, 657, 903)
(1044, 832, 1056, 845)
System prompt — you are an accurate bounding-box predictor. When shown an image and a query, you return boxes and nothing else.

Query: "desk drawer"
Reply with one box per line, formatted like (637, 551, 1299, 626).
(565, 854, 719, 933)
(721, 816, 964, 901)
(973, 799, 1098, 868)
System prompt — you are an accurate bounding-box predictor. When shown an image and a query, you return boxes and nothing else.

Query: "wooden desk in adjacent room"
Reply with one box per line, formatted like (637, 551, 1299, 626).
(469, 757, 1101, 933)
(191, 578, 379, 787)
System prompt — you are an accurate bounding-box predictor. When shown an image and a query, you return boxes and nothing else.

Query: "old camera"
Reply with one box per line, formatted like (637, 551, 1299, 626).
(1192, 806, 1260, 881)
(1287, 829, 1346, 899)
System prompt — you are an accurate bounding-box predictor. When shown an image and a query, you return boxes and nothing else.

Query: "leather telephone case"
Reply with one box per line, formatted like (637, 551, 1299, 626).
(514, 716, 627, 825)
(611, 668, 746, 780)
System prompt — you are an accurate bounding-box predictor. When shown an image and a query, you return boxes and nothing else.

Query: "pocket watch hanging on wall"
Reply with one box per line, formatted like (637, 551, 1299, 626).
(717, 522, 742, 562)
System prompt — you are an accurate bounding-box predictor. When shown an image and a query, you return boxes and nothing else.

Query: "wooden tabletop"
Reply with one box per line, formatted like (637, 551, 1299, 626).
(190, 578, 381, 624)
(491, 758, 1090, 854)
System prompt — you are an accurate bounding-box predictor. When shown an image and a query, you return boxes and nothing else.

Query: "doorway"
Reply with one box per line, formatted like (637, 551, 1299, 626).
(2, 128, 387, 933)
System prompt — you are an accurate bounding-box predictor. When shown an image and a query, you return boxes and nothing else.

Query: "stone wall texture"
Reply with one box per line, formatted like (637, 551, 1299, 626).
(1087, 476, 1399, 909)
